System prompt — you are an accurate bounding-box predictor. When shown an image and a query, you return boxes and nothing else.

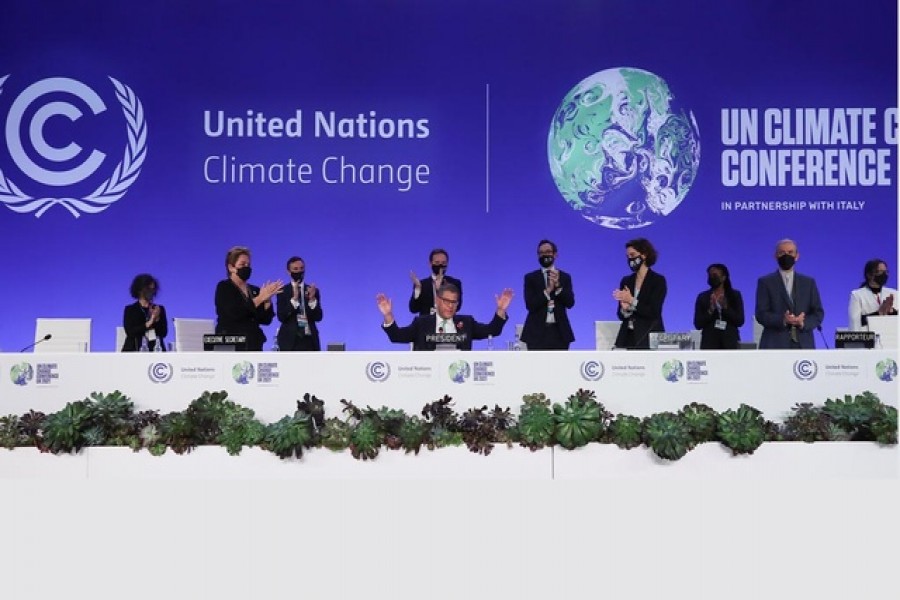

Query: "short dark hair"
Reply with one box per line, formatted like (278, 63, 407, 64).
(286, 256, 305, 269)
(436, 282, 460, 297)
(626, 238, 658, 267)
(429, 248, 449, 262)
(537, 239, 557, 253)
(225, 246, 250, 276)
(861, 258, 888, 287)
(129, 273, 159, 299)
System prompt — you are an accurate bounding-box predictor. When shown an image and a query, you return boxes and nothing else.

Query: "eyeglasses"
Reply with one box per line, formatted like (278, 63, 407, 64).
(437, 296, 459, 306)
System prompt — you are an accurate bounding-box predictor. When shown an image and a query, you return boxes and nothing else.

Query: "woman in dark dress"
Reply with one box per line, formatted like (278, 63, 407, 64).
(214, 246, 283, 351)
(693, 263, 744, 349)
(122, 274, 168, 351)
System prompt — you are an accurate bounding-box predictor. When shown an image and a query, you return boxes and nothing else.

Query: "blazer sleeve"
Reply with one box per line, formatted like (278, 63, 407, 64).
(383, 320, 418, 344)
(154, 305, 169, 339)
(633, 272, 666, 321)
(216, 280, 254, 322)
(307, 289, 323, 323)
(123, 304, 146, 340)
(693, 292, 714, 329)
(616, 275, 631, 321)
(408, 279, 430, 314)
(723, 290, 745, 328)
(554, 271, 575, 309)
(276, 291, 294, 324)
(255, 289, 275, 326)
(470, 313, 508, 340)
(524, 272, 548, 313)
(755, 276, 785, 330)
(802, 278, 824, 331)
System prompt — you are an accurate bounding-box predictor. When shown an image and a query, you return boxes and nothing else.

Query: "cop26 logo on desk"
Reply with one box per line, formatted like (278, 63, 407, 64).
(0, 75, 147, 217)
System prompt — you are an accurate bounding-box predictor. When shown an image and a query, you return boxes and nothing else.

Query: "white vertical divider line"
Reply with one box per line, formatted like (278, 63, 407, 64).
(485, 83, 490, 213)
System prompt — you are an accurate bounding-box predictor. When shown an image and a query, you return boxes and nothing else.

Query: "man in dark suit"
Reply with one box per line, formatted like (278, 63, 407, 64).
(408, 248, 463, 316)
(276, 256, 323, 351)
(378, 283, 512, 350)
(755, 239, 825, 349)
(521, 239, 575, 350)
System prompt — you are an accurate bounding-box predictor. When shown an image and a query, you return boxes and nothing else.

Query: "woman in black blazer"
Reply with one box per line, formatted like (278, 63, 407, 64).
(612, 238, 666, 349)
(693, 263, 744, 349)
(122, 273, 168, 351)
(214, 246, 283, 351)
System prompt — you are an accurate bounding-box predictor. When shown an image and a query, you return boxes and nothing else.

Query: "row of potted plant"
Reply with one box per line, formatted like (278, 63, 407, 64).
(0, 389, 895, 461)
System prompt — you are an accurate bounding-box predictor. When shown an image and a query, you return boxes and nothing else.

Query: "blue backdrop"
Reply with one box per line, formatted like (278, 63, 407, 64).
(1, 1, 897, 351)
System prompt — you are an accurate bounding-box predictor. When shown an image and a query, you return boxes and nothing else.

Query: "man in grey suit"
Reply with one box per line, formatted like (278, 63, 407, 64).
(755, 239, 825, 349)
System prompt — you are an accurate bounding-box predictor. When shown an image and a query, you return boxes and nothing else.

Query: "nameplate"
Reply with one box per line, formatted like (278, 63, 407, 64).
(425, 333, 469, 345)
(203, 335, 248, 345)
(834, 330, 876, 348)
(653, 332, 695, 350)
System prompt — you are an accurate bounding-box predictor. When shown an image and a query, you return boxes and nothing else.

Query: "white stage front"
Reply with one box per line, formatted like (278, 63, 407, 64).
(1, 349, 896, 422)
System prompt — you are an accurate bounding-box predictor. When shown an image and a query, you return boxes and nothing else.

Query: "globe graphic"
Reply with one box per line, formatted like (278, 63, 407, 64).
(10, 362, 34, 385)
(662, 360, 684, 382)
(548, 67, 701, 229)
(232, 361, 255, 385)
(448, 361, 471, 384)
(876, 359, 897, 382)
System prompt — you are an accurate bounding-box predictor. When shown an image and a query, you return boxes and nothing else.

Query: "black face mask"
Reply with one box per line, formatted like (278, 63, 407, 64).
(628, 256, 643, 272)
(236, 266, 252, 281)
(707, 276, 722, 289)
(777, 254, 795, 270)
(142, 289, 157, 301)
(431, 264, 446, 276)
(539, 255, 554, 268)
(873, 273, 888, 287)
(291, 271, 305, 283)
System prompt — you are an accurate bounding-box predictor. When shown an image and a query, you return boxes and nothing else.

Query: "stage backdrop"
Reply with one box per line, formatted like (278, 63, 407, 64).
(1, 1, 897, 352)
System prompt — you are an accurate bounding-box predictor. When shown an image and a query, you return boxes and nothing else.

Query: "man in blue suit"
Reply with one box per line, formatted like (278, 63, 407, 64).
(755, 239, 825, 349)
(377, 283, 512, 350)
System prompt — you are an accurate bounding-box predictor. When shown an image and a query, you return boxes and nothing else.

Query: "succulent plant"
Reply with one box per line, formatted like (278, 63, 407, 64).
(823, 391, 893, 442)
(553, 389, 604, 450)
(679, 402, 719, 445)
(320, 417, 352, 451)
(296, 393, 326, 431)
(158, 411, 196, 455)
(349, 417, 382, 460)
(782, 403, 834, 443)
(516, 393, 555, 451)
(608, 415, 643, 449)
(642, 412, 693, 460)
(89, 391, 134, 433)
(421, 395, 458, 430)
(0, 415, 23, 449)
(398, 415, 428, 454)
(17, 410, 46, 449)
(218, 407, 267, 456)
(262, 414, 313, 459)
(457, 405, 514, 456)
(42, 400, 95, 454)
(871, 405, 898, 445)
(716, 404, 767, 455)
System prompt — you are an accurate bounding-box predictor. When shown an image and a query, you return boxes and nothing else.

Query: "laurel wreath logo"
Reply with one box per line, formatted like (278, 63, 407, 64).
(0, 75, 147, 217)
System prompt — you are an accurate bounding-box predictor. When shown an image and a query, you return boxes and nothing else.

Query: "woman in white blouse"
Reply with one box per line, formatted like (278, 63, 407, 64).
(848, 259, 897, 331)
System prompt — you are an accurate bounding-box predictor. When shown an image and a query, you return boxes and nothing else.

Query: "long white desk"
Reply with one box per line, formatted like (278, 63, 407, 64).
(2, 350, 896, 422)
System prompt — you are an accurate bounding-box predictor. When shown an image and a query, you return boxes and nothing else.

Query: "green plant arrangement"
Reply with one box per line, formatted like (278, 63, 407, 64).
(0, 390, 895, 462)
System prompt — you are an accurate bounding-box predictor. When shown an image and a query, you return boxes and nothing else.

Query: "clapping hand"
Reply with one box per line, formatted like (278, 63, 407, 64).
(546, 269, 559, 292)
(305, 283, 317, 303)
(613, 285, 633, 307)
(149, 305, 161, 323)
(259, 280, 285, 302)
(409, 270, 421, 289)
(879, 294, 894, 315)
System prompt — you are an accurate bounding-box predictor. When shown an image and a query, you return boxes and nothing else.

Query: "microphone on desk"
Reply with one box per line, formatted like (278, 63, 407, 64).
(20, 333, 52, 353)
(816, 326, 830, 349)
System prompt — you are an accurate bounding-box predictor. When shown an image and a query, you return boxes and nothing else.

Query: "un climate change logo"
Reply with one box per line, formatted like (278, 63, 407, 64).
(793, 359, 818, 381)
(147, 362, 173, 384)
(448, 361, 471, 384)
(0, 76, 147, 217)
(365, 361, 391, 383)
(876, 359, 897, 382)
(232, 361, 255, 385)
(548, 67, 700, 230)
(661, 359, 684, 383)
(10, 362, 33, 386)
(580, 360, 604, 381)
